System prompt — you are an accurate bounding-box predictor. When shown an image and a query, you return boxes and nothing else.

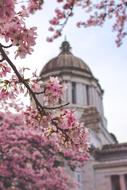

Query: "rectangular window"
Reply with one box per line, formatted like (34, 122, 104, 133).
(86, 85, 90, 105)
(72, 82, 76, 104)
(111, 175, 120, 190)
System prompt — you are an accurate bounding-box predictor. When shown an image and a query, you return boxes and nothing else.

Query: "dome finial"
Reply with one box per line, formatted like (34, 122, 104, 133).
(60, 37, 71, 53)
(64, 35, 67, 41)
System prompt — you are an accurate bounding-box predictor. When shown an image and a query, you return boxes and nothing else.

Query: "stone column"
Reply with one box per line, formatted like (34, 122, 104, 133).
(91, 87, 96, 107)
(89, 87, 94, 105)
(98, 95, 103, 115)
(77, 83, 83, 106)
(94, 88, 98, 109)
(83, 84, 87, 106)
(96, 90, 100, 112)
(65, 82, 68, 102)
(120, 175, 126, 190)
(67, 81, 72, 103)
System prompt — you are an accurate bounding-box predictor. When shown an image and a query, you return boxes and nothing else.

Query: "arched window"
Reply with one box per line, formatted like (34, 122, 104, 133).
(72, 82, 76, 104)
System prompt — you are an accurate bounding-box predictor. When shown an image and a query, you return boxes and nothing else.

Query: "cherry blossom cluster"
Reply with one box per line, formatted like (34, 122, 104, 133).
(0, 0, 43, 58)
(0, 0, 15, 23)
(0, 111, 76, 190)
(0, 69, 63, 106)
(75, 0, 127, 46)
(23, 106, 89, 164)
(0, 65, 41, 101)
(27, 0, 44, 14)
(46, 0, 127, 46)
(1, 17, 37, 58)
(0, 106, 88, 189)
(0, 0, 43, 22)
(0, 57, 89, 189)
(0, 1, 90, 189)
(58, 109, 76, 129)
(0, 62, 11, 77)
(51, 109, 89, 164)
(44, 77, 64, 104)
(0, 72, 24, 100)
(47, 0, 75, 42)
(1, 0, 126, 51)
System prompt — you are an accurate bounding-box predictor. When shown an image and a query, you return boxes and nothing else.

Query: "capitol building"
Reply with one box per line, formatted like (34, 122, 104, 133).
(39, 40, 127, 190)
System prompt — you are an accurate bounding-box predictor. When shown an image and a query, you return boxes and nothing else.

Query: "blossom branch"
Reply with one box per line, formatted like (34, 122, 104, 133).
(76, 0, 127, 46)
(0, 44, 69, 112)
(47, 0, 75, 41)
(0, 43, 45, 112)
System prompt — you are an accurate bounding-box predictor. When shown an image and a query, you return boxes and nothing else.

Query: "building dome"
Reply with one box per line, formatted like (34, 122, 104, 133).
(38, 40, 115, 148)
(40, 40, 93, 78)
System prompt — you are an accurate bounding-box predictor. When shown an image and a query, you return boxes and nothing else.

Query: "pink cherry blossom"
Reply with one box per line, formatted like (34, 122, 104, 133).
(0, 1, 90, 189)
(27, 0, 43, 14)
(44, 77, 64, 104)
(0, 109, 88, 189)
(0, 63, 11, 77)
(0, 0, 15, 23)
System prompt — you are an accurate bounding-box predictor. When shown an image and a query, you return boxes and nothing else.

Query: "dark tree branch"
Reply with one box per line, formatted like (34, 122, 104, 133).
(0, 57, 5, 62)
(34, 91, 45, 95)
(0, 43, 69, 113)
(1, 44, 12, 48)
(43, 102, 69, 110)
(0, 43, 45, 113)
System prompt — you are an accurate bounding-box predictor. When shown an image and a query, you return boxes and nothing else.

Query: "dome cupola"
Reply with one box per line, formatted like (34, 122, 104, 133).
(39, 40, 115, 147)
(40, 40, 93, 79)
(40, 40, 103, 115)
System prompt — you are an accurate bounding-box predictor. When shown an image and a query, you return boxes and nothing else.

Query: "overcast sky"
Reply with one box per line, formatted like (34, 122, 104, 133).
(15, 1, 127, 143)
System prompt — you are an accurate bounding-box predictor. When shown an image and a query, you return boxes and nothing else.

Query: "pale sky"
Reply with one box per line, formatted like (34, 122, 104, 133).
(15, 1, 127, 143)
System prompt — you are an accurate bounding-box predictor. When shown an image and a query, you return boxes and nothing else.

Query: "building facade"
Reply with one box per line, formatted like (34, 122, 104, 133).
(39, 40, 127, 190)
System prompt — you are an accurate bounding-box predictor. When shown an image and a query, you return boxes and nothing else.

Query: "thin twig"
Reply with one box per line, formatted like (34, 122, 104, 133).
(43, 102, 69, 110)
(0, 57, 5, 62)
(1, 44, 12, 48)
(34, 91, 45, 95)
(0, 43, 44, 113)
(59, 1, 75, 34)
